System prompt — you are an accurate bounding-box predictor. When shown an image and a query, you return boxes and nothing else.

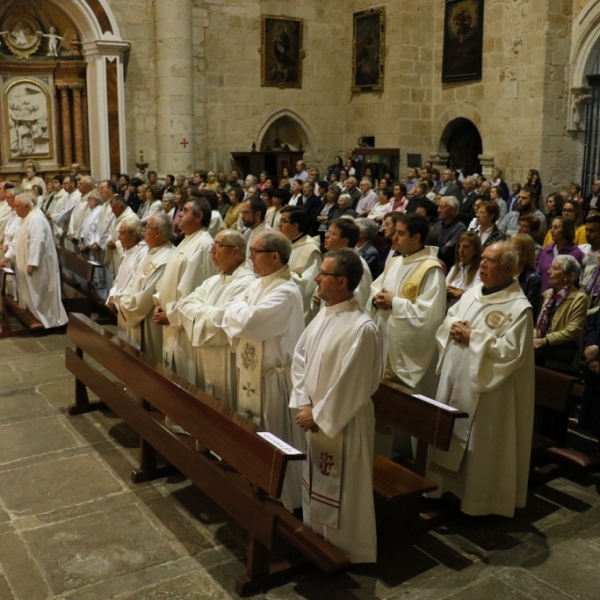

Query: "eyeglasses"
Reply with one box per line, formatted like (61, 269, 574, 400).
(212, 241, 235, 249)
(144, 225, 159, 230)
(248, 246, 272, 255)
(279, 218, 292, 224)
(317, 270, 343, 277)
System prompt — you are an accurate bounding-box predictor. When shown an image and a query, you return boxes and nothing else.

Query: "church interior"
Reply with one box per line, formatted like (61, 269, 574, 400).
(2, 0, 600, 599)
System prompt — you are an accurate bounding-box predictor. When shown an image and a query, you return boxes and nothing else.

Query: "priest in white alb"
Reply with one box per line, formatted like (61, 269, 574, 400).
(7, 193, 67, 328)
(426, 242, 535, 517)
(103, 196, 139, 288)
(118, 212, 174, 363)
(370, 212, 446, 399)
(278, 206, 322, 324)
(222, 231, 305, 511)
(48, 176, 80, 247)
(106, 217, 147, 341)
(291, 248, 383, 563)
(153, 198, 218, 373)
(174, 229, 255, 409)
(67, 175, 94, 252)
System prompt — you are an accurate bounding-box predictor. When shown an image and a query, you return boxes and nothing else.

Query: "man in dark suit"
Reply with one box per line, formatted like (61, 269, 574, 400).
(302, 180, 322, 236)
(458, 176, 479, 226)
(355, 218, 382, 279)
(436, 169, 463, 200)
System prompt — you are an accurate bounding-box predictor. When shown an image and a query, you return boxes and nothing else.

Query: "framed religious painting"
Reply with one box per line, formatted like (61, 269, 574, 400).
(352, 7, 385, 93)
(3, 79, 53, 160)
(442, 0, 484, 82)
(260, 16, 304, 89)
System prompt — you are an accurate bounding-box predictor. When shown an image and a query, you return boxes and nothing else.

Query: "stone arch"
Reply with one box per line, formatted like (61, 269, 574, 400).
(256, 110, 313, 152)
(570, 0, 600, 88)
(438, 117, 483, 175)
(43, 0, 122, 41)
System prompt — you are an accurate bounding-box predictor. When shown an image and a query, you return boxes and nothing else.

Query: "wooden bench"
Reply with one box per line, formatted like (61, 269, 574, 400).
(533, 365, 592, 471)
(56, 246, 105, 317)
(371, 380, 468, 532)
(0, 267, 44, 337)
(64, 313, 349, 596)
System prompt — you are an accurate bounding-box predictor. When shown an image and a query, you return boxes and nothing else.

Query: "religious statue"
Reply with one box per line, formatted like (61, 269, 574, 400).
(38, 26, 64, 57)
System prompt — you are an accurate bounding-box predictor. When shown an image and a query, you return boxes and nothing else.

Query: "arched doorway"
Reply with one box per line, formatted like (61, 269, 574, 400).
(439, 118, 483, 175)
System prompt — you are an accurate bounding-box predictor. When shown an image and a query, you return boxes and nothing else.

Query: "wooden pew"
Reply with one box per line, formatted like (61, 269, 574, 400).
(0, 267, 44, 337)
(64, 313, 349, 596)
(56, 246, 104, 317)
(533, 365, 592, 470)
(371, 380, 468, 532)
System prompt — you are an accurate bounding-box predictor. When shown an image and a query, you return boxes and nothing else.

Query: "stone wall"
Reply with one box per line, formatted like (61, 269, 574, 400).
(104, 0, 586, 192)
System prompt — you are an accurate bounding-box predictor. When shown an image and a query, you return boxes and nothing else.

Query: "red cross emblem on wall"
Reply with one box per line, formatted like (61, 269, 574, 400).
(180, 138, 189, 148)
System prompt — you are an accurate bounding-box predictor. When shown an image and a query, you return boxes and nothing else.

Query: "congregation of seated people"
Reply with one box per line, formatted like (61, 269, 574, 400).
(3, 156, 600, 565)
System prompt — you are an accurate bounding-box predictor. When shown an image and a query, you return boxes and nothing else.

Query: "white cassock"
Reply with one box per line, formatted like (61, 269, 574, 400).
(154, 229, 218, 371)
(51, 189, 81, 247)
(106, 242, 148, 341)
(175, 263, 256, 409)
(67, 192, 91, 246)
(290, 298, 383, 563)
(369, 246, 446, 398)
(89, 201, 116, 296)
(426, 280, 535, 517)
(209, 210, 225, 238)
(0, 200, 13, 257)
(14, 209, 67, 328)
(3, 211, 21, 263)
(103, 206, 139, 287)
(222, 265, 304, 510)
(78, 206, 102, 250)
(289, 234, 322, 324)
(119, 243, 174, 363)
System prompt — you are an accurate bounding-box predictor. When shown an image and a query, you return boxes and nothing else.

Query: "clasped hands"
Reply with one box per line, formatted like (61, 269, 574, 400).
(584, 345, 600, 375)
(372, 288, 395, 310)
(296, 405, 318, 433)
(152, 306, 170, 325)
(450, 320, 472, 346)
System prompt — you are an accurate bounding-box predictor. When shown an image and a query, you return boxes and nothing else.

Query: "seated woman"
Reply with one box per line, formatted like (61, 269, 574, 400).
(518, 214, 543, 264)
(161, 192, 176, 220)
(367, 187, 392, 230)
(537, 216, 584, 291)
(137, 186, 162, 225)
(446, 231, 482, 307)
(489, 185, 508, 220)
(475, 200, 506, 249)
(544, 192, 563, 227)
(543, 200, 586, 246)
(534, 255, 589, 372)
(509, 233, 542, 318)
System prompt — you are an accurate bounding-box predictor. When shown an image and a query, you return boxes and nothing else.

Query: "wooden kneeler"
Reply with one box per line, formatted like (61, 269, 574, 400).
(64, 313, 349, 595)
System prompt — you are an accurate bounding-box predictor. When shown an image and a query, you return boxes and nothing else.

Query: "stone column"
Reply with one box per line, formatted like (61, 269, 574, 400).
(154, 0, 195, 175)
(71, 84, 86, 166)
(82, 89, 89, 166)
(58, 85, 73, 167)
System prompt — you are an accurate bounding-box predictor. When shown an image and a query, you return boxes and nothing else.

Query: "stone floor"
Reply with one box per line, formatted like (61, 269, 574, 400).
(1, 330, 600, 600)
